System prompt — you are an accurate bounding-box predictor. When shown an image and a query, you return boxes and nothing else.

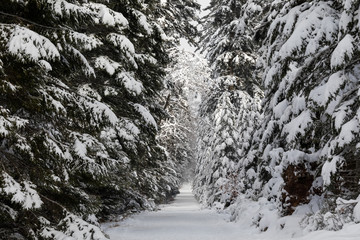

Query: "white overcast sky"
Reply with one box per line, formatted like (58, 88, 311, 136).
(178, 0, 211, 52)
(197, 0, 211, 8)
(197, 0, 211, 16)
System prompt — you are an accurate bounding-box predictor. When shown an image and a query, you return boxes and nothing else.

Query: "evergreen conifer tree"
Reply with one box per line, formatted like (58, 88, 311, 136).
(252, 0, 360, 226)
(157, 0, 200, 46)
(158, 50, 210, 185)
(0, 0, 199, 238)
(194, 0, 264, 208)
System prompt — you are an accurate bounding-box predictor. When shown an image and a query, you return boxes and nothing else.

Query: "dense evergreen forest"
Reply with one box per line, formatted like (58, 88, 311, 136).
(0, 0, 199, 238)
(0, 0, 360, 239)
(194, 0, 360, 231)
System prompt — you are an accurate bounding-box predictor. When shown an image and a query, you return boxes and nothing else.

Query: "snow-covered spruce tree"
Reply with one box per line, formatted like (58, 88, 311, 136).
(158, 50, 210, 185)
(194, 76, 262, 208)
(157, 0, 200, 46)
(252, 0, 360, 227)
(193, 0, 263, 208)
(0, 0, 196, 238)
(155, 0, 201, 186)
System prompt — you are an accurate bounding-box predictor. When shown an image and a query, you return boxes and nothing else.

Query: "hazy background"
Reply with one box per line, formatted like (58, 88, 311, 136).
(179, 0, 211, 52)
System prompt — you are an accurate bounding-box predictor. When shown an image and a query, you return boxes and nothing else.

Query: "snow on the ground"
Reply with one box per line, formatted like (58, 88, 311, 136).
(101, 184, 258, 240)
(101, 184, 360, 240)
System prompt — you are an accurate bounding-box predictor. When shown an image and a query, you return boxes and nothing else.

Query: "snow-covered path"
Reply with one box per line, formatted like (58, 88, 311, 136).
(102, 184, 360, 240)
(102, 184, 257, 240)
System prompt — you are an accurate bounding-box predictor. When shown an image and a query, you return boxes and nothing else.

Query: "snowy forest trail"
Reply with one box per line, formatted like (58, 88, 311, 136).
(101, 184, 360, 240)
(101, 184, 257, 240)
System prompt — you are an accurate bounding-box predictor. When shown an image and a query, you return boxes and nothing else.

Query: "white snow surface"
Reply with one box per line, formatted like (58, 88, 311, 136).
(117, 72, 143, 95)
(102, 184, 256, 240)
(102, 184, 360, 240)
(133, 104, 157, 130)
(2, 25, 60, 62)
(331, 34, 354, 69)
(1, 173, 43, 210)
(95, 56, 121, 76)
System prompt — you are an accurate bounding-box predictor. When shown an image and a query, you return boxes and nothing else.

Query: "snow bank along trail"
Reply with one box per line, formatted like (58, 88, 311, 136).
(102, 184, 360, 240)
(101, 184, 258, 240)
